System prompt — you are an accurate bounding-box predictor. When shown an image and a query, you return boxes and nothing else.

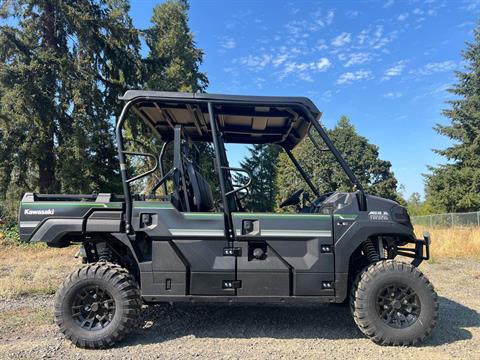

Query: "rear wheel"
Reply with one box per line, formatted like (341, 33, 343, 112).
(350, 260, 438, 345)
(54, 262, 141, 349)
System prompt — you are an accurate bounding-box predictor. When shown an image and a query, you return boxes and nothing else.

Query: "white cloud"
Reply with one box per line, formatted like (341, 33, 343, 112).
(281, 58, 331, 81)
(346, 10, 359, 18)
(239, 54, 272, 70)
(220, 37, 236, 49)
(456, 21, 475, 28)
(272, 53, 290, 67)
(398, 13, 409, 21)
(357, 25, 396, 50)
(314, 9, 335, 28)
(382, 60, 407, 80)
(464, 0, 480, 10)
(316, 58, 331, 71)
(384, 92, 403, 99)
(414, 60, 457, 75)
(332, 32, 351, 47)
(284, 8, 335, 44)
(336, 70, 372, 85)
(339, 52, 372, 67)
(316, 39, 328, 50)
(383, 0, 394, 8)
(412, 8, 424, 15)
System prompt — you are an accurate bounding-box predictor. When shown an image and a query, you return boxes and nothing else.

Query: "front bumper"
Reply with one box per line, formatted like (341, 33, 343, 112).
(397, 232, 431, 266)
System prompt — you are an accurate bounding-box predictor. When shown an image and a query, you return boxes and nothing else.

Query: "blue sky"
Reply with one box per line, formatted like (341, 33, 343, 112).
(130, 0, 480, 198)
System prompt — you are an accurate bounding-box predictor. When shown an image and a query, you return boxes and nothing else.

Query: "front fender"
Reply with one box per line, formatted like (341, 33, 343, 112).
(334, 220, 415, 274)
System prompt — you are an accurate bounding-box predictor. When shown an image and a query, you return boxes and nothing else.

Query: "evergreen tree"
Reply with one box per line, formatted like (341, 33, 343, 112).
(406, 192, 435, 216)
(425, 23, 480, 213)
(0, 0, 140, 221)
(276, 116, 400, 210)
(143, 0, 207, 92)
(237, 145, 281, 212)
(135, 0, 215, 198)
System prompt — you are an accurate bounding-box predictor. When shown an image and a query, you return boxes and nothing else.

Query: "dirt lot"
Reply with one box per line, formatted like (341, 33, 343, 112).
(0, 258, 479, 360)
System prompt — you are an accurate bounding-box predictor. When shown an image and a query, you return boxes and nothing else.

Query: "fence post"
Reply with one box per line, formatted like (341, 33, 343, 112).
(451, 213, 454, 228)
(477, 211, 479, 227)
(430, 215, 433, 228)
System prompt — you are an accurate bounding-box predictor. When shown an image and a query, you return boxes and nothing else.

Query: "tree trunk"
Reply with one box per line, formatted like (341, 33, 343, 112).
(38, 1, 58, 193)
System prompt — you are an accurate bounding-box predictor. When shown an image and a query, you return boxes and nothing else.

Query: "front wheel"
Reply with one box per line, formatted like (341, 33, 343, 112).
(351, 260, 438, 346)
(54, 262, 141, 349)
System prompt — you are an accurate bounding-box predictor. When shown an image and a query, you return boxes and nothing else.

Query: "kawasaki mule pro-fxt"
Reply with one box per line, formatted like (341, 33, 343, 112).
(19, 91, 437, 348)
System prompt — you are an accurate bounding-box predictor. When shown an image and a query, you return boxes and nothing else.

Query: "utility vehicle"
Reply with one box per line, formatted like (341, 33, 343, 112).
(19, 91, 437, 348)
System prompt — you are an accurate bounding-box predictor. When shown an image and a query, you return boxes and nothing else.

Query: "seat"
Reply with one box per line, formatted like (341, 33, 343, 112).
(185, 160, 214, 212)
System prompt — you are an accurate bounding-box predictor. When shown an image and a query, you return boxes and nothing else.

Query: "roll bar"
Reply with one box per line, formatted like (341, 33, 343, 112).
(115, 97, 366, 233)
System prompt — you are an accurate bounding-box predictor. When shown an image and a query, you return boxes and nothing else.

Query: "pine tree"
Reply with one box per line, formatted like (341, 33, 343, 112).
(276, 116, 400, 210)
(237, 145, 281, 212)
(406, 192, 434, 216)
(0, 1, 140, 221)
(425, 23, 480, 213)
(143, 0, 208, 92)
(135, 0, 215, 198)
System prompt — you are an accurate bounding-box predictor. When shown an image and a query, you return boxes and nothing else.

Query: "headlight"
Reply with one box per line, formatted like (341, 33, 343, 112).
(391, 206, 412, 227)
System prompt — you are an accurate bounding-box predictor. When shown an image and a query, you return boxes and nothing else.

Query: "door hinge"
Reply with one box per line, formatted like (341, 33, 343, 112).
(222, 280, 242, 289)
(223, 247, 242, 256)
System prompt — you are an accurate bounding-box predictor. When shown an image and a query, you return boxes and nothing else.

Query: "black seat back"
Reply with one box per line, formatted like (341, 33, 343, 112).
(171, 125, 215, 212)
(185, 161, 214, 211)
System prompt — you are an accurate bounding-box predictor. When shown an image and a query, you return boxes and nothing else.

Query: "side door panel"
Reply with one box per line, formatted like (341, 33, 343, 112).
(132, 201, 235, 296)
(232, 213, 334, 296)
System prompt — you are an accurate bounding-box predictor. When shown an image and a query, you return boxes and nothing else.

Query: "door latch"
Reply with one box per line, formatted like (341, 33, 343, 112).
(223, 247, 242, 256)
(320, 244, 332, 253)
(222, 280, 242, 289)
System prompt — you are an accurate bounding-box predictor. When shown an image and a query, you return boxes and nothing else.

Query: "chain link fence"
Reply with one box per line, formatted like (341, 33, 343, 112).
(411, 211, 480, 228)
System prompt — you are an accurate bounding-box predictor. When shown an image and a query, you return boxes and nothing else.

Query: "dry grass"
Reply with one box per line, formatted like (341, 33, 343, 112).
(0, 306, 52, 329)
(0, 235, 78, 299)
(415, 225, 480, 260)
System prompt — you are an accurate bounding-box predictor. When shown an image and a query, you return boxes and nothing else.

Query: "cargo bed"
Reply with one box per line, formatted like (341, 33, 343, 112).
(19, 193, 125, 246)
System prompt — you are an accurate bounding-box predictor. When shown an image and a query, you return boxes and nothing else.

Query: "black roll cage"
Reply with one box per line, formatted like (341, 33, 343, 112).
(115, 97, 365, 234)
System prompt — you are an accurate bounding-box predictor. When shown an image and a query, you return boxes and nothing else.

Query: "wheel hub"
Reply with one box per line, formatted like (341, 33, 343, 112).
(376, 284, 421, 329)
(71, 286, 115, 331)
(90, 302, 99, 312)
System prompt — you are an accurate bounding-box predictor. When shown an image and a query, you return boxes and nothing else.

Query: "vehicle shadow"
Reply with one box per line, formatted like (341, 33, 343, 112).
(420, 296, 480, 346)
(123, 296, 479, 347)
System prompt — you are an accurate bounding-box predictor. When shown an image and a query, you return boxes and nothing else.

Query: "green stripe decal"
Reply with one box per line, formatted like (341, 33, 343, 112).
(183, 214, 224, 220)
(334, 214, 358, 220)
(170, 229, 224, 236)
(133, 203, 174, 209)
(236, 229, 332, 237)
(22, 202, 122, 208)
(232, 213, 331, 219)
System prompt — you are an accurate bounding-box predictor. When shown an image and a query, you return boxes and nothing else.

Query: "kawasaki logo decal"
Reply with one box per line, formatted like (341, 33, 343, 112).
(24, 208, 55, 216)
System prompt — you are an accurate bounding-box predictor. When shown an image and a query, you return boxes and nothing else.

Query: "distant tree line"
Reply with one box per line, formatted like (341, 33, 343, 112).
(239, 116, 403, 213)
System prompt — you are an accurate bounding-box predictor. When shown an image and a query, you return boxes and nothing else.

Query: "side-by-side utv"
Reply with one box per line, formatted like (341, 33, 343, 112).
(19, 91, 437, 348)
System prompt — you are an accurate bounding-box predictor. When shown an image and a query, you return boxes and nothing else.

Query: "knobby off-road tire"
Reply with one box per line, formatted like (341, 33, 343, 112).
(350, 260, 438, 346)
(54, 262, 141, 349)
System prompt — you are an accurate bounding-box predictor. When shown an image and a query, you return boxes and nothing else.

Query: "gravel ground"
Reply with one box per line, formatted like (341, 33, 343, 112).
(0, 258, 479, 360)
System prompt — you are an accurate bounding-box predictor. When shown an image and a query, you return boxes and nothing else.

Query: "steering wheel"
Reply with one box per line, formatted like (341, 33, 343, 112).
(280, 188, 304, 208)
